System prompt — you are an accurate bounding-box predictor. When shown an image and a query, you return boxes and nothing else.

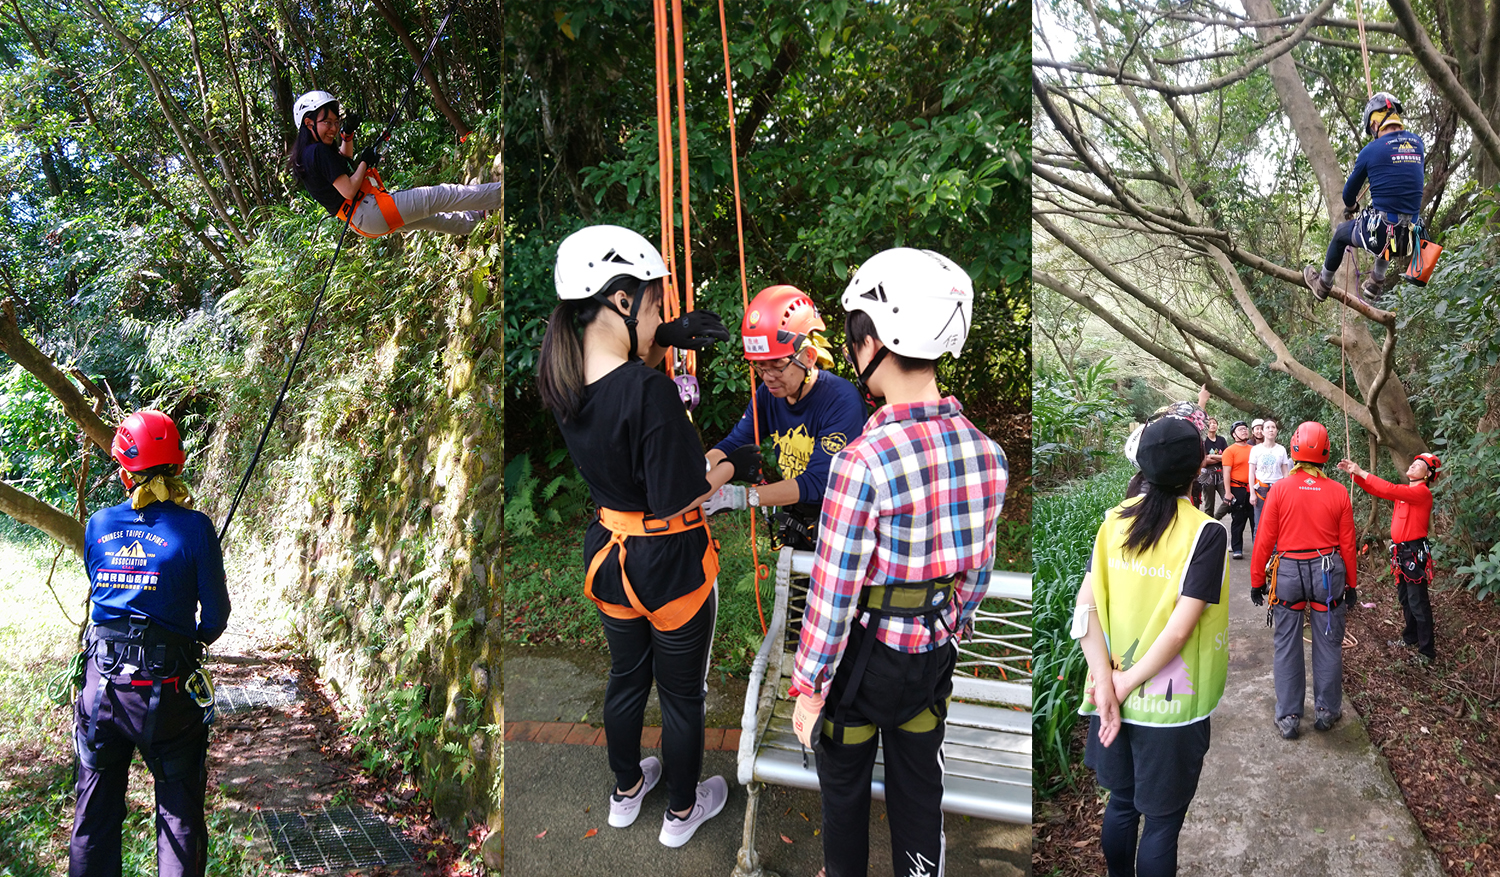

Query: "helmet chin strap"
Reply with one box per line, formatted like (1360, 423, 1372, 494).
(785, 353, 814, 405)
(851, 343, 889, 407)
(606, 280, 649, 361)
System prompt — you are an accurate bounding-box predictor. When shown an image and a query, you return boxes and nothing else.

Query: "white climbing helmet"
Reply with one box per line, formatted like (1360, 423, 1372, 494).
(841, 248, 973, 360)
(554, 224, 669, 300)
(293, 90, 338, 128)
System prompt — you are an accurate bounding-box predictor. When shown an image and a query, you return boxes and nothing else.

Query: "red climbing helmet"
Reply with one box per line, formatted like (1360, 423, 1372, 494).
(111, 410, 185, 473)
(1414, 452, 1441, 481)
(741, 285, 825, 361)
(1289, 421, 1330, 464)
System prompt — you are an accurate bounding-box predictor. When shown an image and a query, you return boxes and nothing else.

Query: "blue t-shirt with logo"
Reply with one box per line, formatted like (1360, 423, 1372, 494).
(85, 499, 231, 644)
(1343, 129, 1425, 217)
(713, 371, 867, 508)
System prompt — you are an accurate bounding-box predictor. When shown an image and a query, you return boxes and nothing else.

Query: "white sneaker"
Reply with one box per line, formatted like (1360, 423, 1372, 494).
(608, 756, 662, 828)
(657, 775, 728, 847)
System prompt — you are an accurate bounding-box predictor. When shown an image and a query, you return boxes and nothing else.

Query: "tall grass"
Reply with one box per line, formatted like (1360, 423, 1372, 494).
(1032, 460, 1132, 798)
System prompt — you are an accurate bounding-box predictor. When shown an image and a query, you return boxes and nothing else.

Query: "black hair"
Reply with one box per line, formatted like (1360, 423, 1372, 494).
(288, 103, 339, 180)
(1117, 479, 1192, 555)
(537, 277, 664, 422)
(843, 310, 933, 374)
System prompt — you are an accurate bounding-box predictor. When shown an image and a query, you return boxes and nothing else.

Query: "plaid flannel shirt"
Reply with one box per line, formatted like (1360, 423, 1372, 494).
(791, 397, 1008, 695)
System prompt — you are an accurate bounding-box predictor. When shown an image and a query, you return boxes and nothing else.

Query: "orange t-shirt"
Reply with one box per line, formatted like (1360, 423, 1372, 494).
(1221, 441, 1254, 488)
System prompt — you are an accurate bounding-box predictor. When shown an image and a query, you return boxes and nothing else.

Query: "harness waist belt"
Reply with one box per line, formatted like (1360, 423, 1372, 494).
(335, 167, 404, 238)
(585, 507, 719, 631)
(857, 576, 957, 619)
(1278, 547, 1339, 560)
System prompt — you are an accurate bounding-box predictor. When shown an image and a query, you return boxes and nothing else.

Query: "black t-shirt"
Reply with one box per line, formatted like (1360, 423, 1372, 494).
(299, 142, 353, 216)
(1086, 520, 1227, 604)
(555, 360, 712, 610)
(1204, 435, 1228, 470)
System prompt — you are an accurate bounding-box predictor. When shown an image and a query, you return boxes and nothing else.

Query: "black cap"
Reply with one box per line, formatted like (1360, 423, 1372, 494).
(1231, 420, 1249, 432)
(1137, 417, 1205, 487)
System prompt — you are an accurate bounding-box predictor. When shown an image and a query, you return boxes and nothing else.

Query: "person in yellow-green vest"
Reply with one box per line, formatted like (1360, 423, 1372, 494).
(1074, 415, 1230, 877)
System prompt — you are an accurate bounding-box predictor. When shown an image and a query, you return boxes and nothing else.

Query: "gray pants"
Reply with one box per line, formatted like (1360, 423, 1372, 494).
(1271, 553, 1346, 721)
(350, 180, 501, 236)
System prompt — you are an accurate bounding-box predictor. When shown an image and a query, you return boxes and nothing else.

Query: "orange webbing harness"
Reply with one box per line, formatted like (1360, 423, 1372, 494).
(335, 167, 404, 239)
(584, 507, 720, 631)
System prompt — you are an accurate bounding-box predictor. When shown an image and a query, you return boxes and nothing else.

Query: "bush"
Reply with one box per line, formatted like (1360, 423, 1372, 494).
(1032, 357, 1128, 486)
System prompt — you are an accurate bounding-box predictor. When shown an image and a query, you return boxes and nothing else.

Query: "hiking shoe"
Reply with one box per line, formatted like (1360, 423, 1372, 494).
(1388, 638, 1416, 651)
(1313, 710, 1342, 732)
(608, 756, 662, 828)
(1410, 653, 1434, 668)
(1303, 266, 1332, 301)
(1276, 716, 1300, 740)
(658, 775, 728, 848)
(1233, 551, 1244, 560)
(1360, 276, 1384, 304)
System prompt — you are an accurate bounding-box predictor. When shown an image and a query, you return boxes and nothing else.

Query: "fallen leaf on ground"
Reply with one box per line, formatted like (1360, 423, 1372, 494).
(535, 830, 547, 839)
(781, 834, 794, 844)
(582, 828, 598, 839)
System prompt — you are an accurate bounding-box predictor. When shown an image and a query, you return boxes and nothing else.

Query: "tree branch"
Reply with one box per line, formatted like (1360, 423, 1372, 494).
(0, 480, 83, 559)
(1387, 0, 1500, 175)
(0, 301, 112, 451)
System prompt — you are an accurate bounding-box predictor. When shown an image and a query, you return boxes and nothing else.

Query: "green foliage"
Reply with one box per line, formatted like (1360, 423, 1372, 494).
(502, 450, 590, 539)
(1455, 543, 1500, 602)
(1032, 460, 1131, 798)
(1032, 357, 1128, 486)
(0, 366, 96, 510)
(352, 683, 444, 777)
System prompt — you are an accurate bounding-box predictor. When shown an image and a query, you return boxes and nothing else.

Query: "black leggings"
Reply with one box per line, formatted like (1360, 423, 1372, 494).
(598, 587, 717, 812)
(1101, 785, 1191, 877)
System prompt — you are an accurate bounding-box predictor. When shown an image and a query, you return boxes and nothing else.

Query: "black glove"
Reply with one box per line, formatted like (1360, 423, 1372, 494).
(1251, 586, 1266, 607)
(356, 145, 381, 169)
(1343, 587, 1357, 610)
(723, 444, 763, 484)
(1342, 202, 1359, 221)
(655, 310, 730, 350)
(341, 111, 362, 138)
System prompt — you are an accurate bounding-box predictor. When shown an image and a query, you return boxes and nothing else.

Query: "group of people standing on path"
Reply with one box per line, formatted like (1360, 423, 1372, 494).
(536, 224, 1008, 876)
(1076, 399, 1444, 877)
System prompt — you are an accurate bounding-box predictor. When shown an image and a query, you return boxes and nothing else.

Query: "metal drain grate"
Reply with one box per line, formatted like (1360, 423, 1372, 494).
(260, 805, 420, 869)
(215, 683, 299, 715)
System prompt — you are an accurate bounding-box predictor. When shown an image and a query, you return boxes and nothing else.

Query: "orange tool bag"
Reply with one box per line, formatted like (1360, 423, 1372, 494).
(335, 167, 404, 238)
(585, 506, 720, 631)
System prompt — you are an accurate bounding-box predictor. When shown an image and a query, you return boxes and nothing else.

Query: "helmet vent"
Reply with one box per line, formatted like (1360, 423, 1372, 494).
(602, 249, 632, 265)
(859, 283, 888, 303)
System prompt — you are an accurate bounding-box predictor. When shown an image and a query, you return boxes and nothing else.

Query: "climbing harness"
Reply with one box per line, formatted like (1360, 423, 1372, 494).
(81, 617, 205, 754)
(218, 0, 460, 543)
(1264, 549, 1344, 632)
(334, 167, 405, 238)
(584, 506, 720, 631)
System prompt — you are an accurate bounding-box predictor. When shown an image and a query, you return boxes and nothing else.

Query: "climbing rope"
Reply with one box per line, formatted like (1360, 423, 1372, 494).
(1353, 0, 1374, 98)
(218, 0, 460, 544)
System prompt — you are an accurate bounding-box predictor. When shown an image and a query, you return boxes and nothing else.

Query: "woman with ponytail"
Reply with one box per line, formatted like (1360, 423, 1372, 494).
(537, 224, 757, 848)
(1074, 415, 1230, 877)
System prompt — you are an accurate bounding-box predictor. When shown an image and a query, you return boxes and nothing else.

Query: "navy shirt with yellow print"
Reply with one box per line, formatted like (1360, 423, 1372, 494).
(714, 372, 867, 510)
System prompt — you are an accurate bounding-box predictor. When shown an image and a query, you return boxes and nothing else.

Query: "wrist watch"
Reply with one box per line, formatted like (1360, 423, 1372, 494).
(748, 486, 761, 507)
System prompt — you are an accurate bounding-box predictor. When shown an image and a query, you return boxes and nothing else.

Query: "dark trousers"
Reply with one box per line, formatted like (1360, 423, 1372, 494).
(1197, 471, 1223, 517)
(1324, 216, 1389, 273)
(1227, 485, 1254, 553)
(1101, 787, 1191, 877)
(816, 620, 955, 877)
(598, 587, 717, 812)
(1394, 539, 1436, 658)
(71, 661, 209, 877)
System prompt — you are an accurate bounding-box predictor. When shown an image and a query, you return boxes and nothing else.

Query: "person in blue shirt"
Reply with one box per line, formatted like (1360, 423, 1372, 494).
(1304, 92, 1425, 304)
(702, 286, 867, 549)
(71, 410, 230, 877)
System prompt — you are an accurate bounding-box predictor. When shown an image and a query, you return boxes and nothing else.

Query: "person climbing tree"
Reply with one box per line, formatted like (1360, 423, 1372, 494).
(1337, 452, 1441, 665)
(288, 90, 500, 237)
(700, 285, 866, 550)
(537, 224, 750, 848)
(787, 248, 1007, 877)
(1252, 422, 1356, 740)
(1302, 92, 1425, 305)
(1219, 420, 1256, 559)
(71, 410, 230, 877)
(1074, 414, 1229, 877)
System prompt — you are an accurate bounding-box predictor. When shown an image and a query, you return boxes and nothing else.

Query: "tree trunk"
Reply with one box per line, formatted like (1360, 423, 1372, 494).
(211, 0, 268, 207)
(0, 300, 113, 452)
(0, 480, 84, 560)
(368, 0, 471, 139)
(185, 11, 256, 223)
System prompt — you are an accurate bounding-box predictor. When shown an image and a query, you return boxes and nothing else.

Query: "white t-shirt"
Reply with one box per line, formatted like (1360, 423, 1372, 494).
(1251, 443, 1289, 487)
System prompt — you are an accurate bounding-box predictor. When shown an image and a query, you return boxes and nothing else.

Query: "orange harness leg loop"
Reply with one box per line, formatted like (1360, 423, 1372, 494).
(585, 507, 720, 631)
(335, 168, 405, 238)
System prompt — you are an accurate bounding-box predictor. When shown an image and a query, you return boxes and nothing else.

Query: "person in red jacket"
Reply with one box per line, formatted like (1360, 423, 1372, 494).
(1337, 452, 1440, 664)
(1252, 422, 1356, 740)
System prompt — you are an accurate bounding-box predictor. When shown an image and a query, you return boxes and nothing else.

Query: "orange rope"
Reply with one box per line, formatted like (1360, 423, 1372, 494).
(717, 0, 768, 634)
(654, 0, 680, 337)
(671, 0, 696, 382)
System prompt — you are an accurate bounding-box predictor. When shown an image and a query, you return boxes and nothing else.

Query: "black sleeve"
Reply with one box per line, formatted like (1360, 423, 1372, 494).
(639, 371, 710, 517)
(1181, 523, 1227, 603)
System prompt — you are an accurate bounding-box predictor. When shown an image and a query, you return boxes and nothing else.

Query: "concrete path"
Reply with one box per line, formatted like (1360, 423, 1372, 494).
(502, 647, 1030, 876)
(1175, 526, 1442, 876)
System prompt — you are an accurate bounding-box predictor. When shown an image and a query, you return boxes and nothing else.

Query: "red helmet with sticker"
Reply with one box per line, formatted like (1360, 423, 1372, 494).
(741, 285, 825, 361)
(1414, 452, 1441, 481)
(111, 410, 185, 473)
(1290, 421, 1330, 464)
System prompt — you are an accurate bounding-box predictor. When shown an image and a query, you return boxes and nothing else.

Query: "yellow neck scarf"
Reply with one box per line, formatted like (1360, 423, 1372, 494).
(129, 474, 195, 510)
